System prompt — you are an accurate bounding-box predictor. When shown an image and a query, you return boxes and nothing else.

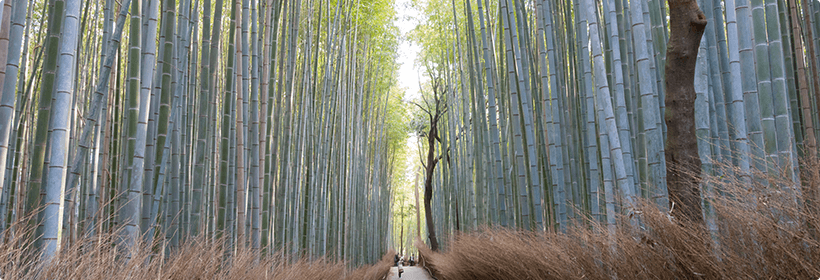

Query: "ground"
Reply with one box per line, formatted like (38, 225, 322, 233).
(388, 266, 433, 280)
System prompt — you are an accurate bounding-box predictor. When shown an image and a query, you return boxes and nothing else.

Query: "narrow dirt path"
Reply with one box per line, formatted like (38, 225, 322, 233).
(387, 266, 433, 280)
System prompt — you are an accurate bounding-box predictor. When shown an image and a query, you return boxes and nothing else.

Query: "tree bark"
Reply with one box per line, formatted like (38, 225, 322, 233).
(413, 167, 422, 239)
(418, 80, 446, 251)
(664, 0, 707, 224)
(424, 119, 440, 251)
(400, 220, 404, 254)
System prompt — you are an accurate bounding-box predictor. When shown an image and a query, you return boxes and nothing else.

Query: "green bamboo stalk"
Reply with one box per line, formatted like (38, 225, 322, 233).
(764, 0, 800, 187)
(42, 0, 81, 259)
(249, 0, 261, 251)
(234, 0, 246, 248)
(735, 0, 767, 185)
(119, 0, 144, 252)
(584, 0, 639, 225)
(137, 0, 159, 235)
(724, 0, 752, 184)
(0, 0, 18, 207)
(27, 0, 68, 247)
(499, 0, 531, 231)
(219, 0, 239, 236)
(629, 0, 667, 210)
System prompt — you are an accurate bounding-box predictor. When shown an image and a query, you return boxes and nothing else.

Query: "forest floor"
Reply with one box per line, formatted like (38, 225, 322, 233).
(388, 266, 433, 280)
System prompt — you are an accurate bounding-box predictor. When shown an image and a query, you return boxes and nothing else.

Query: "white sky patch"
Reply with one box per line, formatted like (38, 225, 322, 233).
(395, 0, 422, 101)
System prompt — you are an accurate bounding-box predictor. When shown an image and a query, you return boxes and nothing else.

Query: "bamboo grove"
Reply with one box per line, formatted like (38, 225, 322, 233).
(0, 0, 408, 265)
(408, 0, 820, 251)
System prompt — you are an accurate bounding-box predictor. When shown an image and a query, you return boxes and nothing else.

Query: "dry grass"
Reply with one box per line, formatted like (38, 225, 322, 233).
(416, 162, 820, 279)
(5, 162, 820, 279)
(342, 250, 394, 280)
(0, 225, 393, 280)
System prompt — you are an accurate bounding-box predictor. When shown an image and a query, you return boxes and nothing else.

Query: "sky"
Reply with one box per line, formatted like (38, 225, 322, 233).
(394, 0, 423, 101)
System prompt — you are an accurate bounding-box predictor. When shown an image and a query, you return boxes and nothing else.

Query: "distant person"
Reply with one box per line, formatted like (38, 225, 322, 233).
(394, 253, 399, 267)
(398, 256, 404, 278)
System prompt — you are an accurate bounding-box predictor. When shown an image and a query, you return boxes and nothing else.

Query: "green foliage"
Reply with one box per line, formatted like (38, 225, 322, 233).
(408, 0, 493, 69)
(408, 0, 457, 65)
(385, 87, 410, 155)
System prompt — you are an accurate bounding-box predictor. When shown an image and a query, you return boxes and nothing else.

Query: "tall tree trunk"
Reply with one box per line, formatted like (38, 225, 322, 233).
(218, 0, 238, 237)
(121, 0, 142, 252)
(413, 166, 421, 239)
(399, 200, 404, 255)
(137, 0, 159, 235)
(43, 0, 80, 259)
(664, 0, 707, 224)
(0, 0, 29, 237)
(234, 0, 246, 248)
(0, 0, 17, 207)
(422, 86, 444, 251)
(28, 0, 67, 248)
(424, 128, 439, 251)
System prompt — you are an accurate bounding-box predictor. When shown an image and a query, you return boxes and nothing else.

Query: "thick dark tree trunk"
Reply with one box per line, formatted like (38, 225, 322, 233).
(413, 168, 422, 239)
(417, 79, 446, 251)
(664, 0, 707, 224)
(400, 223, 404, 254)
(424, 122, 440, 251)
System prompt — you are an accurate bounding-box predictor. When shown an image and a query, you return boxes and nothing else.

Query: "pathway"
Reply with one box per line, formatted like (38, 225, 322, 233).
(387, 266, 433, 280)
